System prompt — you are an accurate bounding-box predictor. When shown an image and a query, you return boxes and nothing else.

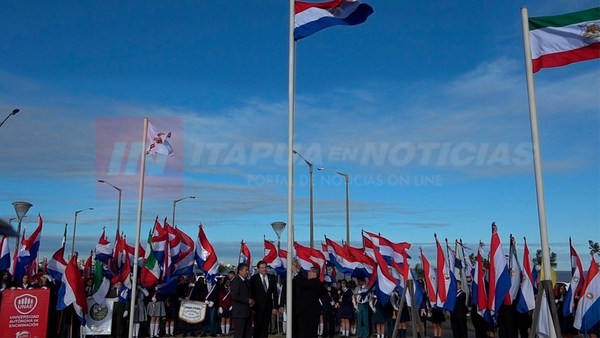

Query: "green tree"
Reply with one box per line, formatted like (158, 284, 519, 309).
(533, 249, 557, 269)
(469, 252, 488, 269)
(589, 240, 600, 255)
(413, 263, 424, 280)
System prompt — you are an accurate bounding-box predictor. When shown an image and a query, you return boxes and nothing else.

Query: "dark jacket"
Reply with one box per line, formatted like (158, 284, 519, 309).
(294, 273, 324, 315)
(249, 272, 278, 310)
(230, 275, 251, 319)
(452, 289, 469, 318)
(294, 273, 325, 338)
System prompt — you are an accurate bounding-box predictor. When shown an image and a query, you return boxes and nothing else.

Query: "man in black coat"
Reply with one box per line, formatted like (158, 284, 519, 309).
(294, 265, 325, 338)
(450, 280, 469, 338)
(249, 260, 280, 338)
(230, 263, 254, 338)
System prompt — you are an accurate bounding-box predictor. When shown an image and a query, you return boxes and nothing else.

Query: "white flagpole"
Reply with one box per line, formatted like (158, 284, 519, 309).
(521, 8, 560, 338)
(128, 117, 149, 338)
(286, 1, 295, 338)
(520, 6, 552, 288)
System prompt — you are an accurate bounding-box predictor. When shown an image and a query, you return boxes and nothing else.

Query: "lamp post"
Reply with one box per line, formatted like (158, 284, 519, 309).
(98, 179, 122, 232)
(172, 195, 196, 227)
(293, 150, 314, 248)
(271, 220, 286, 335)
(0, 109, 20, 128)
(71, 208, 93, 257)
(318, 167, 350, 244)
(271, 221, 287, 251)
(12, 201, 33, 249)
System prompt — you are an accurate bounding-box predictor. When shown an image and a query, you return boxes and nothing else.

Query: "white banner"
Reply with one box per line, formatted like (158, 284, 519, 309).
(81, 297, 115, 336)
(179, 300, 206, 324)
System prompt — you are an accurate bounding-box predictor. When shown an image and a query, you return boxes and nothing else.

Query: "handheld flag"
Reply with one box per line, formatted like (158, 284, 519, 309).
(95, 228, 113, 263)
(0, 235, 10, 271)
(371, 238, 397, 305)
(141, 230, 161, 288)
(573, 254, 600, 333)
(517, 237, 536, 313)
(14, 215, 43, 282)
(294, 242, 326, 281)
(263, 239, 285, 276)
(507, 235, 522, 303)
(346, 240, 376, 280)
(563, 237, 585, 317)
(240, 241, 252, 268)
(173, 227, 195, 277)
(487, 222, 511, 314)
(438, 236, 457, 311)
(57, 256, 88, 325)
(195, 224, 219, 282)
(47, 223, 68, 282)
(472, 242, 493, 324)
(420, 247, 438, 305)
(324, 237, 356, 275)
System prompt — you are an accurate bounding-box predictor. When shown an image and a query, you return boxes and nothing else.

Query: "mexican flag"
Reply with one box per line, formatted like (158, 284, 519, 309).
(529, 7, 600, 72)
(141, 231, 160, 288)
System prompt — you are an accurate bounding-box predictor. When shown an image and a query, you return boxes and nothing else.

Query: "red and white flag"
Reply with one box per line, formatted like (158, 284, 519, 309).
(574, 254, 600, 333)
(195, 225, 219, 282)
(57, 256, 88, 325)
(294, 242, 326, 281)
(146, 122, 174, 156)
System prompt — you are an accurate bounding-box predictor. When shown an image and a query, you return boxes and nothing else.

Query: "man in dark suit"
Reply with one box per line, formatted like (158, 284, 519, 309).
(230, 263, 253, 338)
(294, 265, 325, 338)
(450, 280, 469, 338)
(249, 260, 280, 338)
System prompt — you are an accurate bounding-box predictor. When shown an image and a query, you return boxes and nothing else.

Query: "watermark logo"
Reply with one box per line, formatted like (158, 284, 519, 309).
(190, 141, 532, 168)
(247, 174, 444, 187)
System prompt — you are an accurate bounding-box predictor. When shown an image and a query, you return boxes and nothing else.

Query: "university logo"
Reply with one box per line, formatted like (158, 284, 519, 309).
(15, 331, 31, 338)
(14, 294, 38, 315)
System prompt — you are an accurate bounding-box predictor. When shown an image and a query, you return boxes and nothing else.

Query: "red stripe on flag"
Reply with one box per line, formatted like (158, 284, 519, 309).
(533, 43, 600, 72)
(295, 0, 343, 14)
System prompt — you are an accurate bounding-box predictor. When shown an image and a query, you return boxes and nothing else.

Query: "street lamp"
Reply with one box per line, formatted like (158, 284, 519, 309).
(0, 109, 20, 128)
(12, 201, 33, 249)
(98, 179, 122, 232)
(318, 167, 350, 244)
(172, 195, 196, 227)
(271, 221, 287, 251)
(71, 208, 93, 257)
(293, 150, 315, 248)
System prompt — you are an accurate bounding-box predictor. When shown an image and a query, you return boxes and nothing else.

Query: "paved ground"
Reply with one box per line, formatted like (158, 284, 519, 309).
(157, 318, 478, 337)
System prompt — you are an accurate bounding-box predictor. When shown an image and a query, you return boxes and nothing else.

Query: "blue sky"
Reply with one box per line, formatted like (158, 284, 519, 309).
(0, 0, 598, 272)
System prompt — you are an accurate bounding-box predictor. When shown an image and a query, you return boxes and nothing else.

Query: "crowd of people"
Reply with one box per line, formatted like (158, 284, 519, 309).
(1, 260, 599, 338)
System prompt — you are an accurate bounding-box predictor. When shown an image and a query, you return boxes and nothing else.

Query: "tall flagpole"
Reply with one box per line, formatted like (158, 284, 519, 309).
(521, 8, 560, 337)
(286, 1, 296, 338)
(520, 6, 552, 287)
(128, 117, 149, 338)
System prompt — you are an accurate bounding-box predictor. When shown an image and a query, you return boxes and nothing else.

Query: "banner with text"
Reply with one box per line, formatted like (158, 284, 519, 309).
(0, 288, 50, 338)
